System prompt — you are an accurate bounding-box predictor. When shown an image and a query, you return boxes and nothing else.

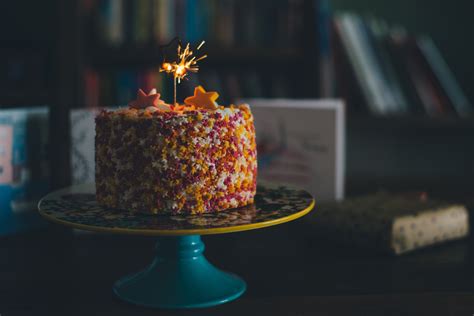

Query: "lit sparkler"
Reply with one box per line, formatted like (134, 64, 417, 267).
(160, 40, 207, 105)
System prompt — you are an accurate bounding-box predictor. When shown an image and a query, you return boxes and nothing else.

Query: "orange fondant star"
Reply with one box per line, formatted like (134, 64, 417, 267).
(184, 86, 219, 110)
(129, 89, 166, 109)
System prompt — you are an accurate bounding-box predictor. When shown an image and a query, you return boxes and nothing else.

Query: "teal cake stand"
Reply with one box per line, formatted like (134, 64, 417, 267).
(38, 184, 314, 309)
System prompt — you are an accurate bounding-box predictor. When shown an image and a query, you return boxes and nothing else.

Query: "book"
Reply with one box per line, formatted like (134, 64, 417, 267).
(391, 32, 449, 116)
(417, 36, 473, 117)
(98, 0, 124, 46)
(83, 68, 100, 108)
(133, 0, 152, 44)
(410, 36, 454, 116)
(116, 70, 135, 106)
(154, 0, 175, 43)
(386, 30, 426, 115)
(332, 13, 470, 117)
(91, 0, 306, 51)
(335, 14, 389, 115)
(367, 18, 409, 114)
(215, 0, 234, 47)
(174, 0, 186, 39)
(332, 20, 367, 114)
(317, 0, 334, 98)
(185, 0, 199, 43)
(305, 192, 469, 255)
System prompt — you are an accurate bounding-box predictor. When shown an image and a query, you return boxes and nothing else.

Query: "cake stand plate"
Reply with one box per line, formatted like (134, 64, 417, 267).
(38, 184, 314, 309)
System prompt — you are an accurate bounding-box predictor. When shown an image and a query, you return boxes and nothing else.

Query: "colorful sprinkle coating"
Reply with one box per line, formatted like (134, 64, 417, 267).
(95, 104, 257, 214)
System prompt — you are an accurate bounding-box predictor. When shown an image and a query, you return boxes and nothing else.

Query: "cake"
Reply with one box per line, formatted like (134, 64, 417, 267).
(95, 86, 257, 214)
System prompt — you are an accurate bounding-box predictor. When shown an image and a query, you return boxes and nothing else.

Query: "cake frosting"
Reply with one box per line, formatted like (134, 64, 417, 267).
(95, 87, 257, 214)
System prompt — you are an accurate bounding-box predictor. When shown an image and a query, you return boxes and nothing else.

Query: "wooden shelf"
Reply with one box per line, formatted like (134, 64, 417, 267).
(87, 45, 305, 68)
(0, 92, 50, 106)
(349, 115, 474, 131)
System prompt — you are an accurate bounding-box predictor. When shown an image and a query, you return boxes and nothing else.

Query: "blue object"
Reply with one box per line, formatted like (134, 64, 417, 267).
(0, 108, 49, 236)
(113, 235, 246, 309)
(39, 184, 315, 309)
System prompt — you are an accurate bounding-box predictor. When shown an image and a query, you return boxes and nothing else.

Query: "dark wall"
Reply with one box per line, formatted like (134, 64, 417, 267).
(0, 1, 55, 41)
(0, 1, 57, 105)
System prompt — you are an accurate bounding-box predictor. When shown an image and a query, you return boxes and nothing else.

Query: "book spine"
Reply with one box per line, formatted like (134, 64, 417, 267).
(158, 0, 174, 43)
(116, 70, 134, 106)
(216, 0, 234, 47)
(317, 0, 334, 98)
(98, 0, 124, 45)
(175, 0, 186, 40)
(386, 32, 425, 114)
(133, 0, 151, 44)
(354, 15, 399, 114)
(123, 0, 134, 44)
(152, 0, 160, 43)
(366, 18, 409, 114)
(185, 0, 197, 43)
(84, 68, 100, 108)
(108, 0, 124, 46)
(417, 36, 473, 117)
(206, 0, 217, 43)
(395, 35, 447, 116)
(335, 14, 386, 115)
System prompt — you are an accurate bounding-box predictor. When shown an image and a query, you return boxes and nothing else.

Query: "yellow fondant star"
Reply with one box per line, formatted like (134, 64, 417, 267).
(184, 86, 219, 110)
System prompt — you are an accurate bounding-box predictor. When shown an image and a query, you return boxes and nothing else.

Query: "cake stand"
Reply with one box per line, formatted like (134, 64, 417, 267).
(38, 184, 314, 309)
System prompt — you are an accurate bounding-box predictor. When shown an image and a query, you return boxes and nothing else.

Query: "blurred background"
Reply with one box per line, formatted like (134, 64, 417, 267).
(1, 0, 474, 234)
(3, 3, 474, 314)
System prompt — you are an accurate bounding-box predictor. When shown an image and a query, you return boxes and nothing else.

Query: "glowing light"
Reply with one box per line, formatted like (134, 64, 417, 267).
(175, 64, 186, 77)
(161, 62, 174, 73)
(159, 40, 207, 104)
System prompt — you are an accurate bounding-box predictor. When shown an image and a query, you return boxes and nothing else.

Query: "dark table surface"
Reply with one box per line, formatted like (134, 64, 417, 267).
(1, 211, 474, 316)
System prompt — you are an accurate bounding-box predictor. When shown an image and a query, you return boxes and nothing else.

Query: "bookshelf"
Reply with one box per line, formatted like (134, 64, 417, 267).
(46, 0, 319, 188)
(349, 115, 474, 132)
(78, 0, 319, 105)
(47, 0, 474, 192)
(88, 46, 305, 68)
(0, 0, 472, 235)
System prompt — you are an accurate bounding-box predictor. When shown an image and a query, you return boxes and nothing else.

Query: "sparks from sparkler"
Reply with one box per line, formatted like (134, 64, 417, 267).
(160, 40, 207, 105)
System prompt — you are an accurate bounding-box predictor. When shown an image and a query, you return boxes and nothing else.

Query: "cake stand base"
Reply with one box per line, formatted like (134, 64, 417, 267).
(113, 235, 246, 309)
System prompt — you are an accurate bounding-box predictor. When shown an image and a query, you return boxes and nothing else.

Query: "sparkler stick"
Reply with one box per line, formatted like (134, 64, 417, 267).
(160, 40, 207, 105)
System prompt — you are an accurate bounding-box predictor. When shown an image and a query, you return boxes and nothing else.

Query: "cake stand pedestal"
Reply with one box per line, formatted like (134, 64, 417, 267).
(38, 184, 314, 309)
(114, 235, 245, 308)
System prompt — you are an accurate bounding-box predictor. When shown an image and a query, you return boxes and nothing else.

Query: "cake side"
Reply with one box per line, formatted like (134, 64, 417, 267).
(95, 105, 257, 214)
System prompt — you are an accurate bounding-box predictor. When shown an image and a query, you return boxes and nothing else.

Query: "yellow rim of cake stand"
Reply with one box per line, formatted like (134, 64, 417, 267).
(38, 198, 315, 236)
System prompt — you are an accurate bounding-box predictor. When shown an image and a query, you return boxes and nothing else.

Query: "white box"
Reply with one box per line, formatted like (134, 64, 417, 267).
(244, 99, 345, 201)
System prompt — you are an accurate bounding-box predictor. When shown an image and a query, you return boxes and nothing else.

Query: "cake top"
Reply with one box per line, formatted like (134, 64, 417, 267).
(128, 85, 218, 112)
(98, 80, 250, 119)
(98, 85, 250, 119)
(100, 40, 249, 118)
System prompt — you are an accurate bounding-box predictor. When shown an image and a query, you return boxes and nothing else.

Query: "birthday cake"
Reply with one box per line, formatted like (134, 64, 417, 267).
(95, 86, 257, 214)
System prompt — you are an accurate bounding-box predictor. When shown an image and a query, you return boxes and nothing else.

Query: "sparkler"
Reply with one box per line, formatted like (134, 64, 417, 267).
(160, 40, 207, 105)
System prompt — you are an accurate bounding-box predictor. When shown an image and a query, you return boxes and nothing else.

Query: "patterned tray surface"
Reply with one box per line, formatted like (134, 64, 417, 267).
(38, 184, 314, 236)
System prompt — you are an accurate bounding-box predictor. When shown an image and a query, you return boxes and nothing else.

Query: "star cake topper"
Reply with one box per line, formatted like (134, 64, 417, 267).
(128, 89, 168, 110)
(184, 86, 219, 110)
